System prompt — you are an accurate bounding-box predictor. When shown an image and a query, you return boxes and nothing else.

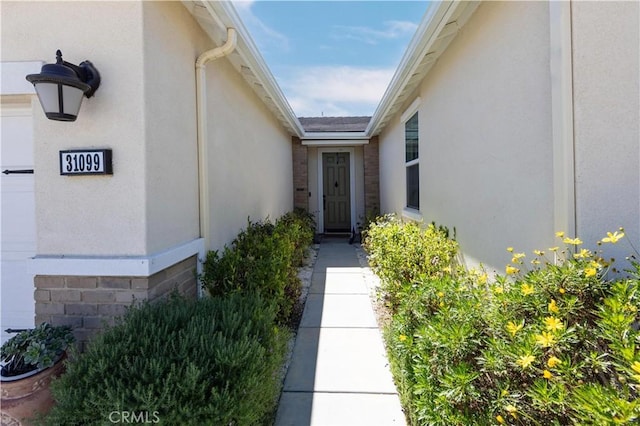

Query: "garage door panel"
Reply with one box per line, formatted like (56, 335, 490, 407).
(1, 105, 35, 344)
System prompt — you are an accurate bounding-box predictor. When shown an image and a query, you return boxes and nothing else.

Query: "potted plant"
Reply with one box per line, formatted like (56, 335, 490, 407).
(1, 323, 75, 425)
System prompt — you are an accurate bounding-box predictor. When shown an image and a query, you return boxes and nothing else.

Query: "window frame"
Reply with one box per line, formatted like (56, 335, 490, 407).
(402, 98, 421, 213)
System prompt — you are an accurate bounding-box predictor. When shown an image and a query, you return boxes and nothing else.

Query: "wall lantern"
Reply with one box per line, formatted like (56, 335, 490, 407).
(26, 50, 100, 122)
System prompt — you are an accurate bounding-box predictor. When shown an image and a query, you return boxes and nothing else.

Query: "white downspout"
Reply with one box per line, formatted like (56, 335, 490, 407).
(196, 28, 237, 251)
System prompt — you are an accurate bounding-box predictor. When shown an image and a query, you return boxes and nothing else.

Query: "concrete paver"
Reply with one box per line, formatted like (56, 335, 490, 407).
(275, 240, 406, 426)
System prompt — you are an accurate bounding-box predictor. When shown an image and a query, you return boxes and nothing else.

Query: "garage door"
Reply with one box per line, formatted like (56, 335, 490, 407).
(1, 103, 35, 344)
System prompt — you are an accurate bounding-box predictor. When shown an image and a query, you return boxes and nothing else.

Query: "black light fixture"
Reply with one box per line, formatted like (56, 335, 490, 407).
(26, 50, 100, 122)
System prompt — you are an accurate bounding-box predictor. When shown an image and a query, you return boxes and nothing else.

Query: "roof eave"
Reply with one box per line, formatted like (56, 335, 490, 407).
(366, 1, 480, 137)
(183, 0, 305, 138)
(302, 132, 369, 140)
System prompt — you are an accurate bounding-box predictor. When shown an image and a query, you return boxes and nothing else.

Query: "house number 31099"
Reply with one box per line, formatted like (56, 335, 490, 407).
(59, 149, 113, 176)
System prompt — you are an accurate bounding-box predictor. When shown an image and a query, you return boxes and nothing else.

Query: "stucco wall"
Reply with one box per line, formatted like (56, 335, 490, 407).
(1, 1, 147, 256)
(379, 1, 554, 272)
(572, 1, 640, 264)
(142, 1, 205, 254)
(206, 57, 293, 252)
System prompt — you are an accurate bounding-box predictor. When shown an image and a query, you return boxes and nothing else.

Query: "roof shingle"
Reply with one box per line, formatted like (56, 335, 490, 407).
(298, 116, 371, 133)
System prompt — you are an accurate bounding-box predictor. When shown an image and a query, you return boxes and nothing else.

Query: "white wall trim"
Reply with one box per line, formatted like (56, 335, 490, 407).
(28, 238, 205, 278)
(549, 1, 576, 237)
(302, 138, 369, 146)
(317, 147, 356, 233)
(401, 97, 422, 123)
(402, 208, 423, 222)
(1, 62, 42, 95)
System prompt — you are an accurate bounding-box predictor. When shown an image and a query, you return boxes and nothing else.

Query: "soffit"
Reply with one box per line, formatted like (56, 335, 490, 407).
(182, 0, 304, 137)
(367, 1, 481, 136)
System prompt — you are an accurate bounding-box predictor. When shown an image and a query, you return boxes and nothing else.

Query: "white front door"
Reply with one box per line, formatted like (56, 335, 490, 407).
(1, 103, 36, 343)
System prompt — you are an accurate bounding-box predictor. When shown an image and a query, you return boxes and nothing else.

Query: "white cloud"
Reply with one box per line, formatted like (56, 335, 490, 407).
(332, 20, 418, 45)
(233, 1, 290, 52)
(280, 66, 394, 117)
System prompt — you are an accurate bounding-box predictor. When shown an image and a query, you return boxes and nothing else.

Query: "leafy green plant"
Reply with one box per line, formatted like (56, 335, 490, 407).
(201, 210, 315, 326)
(363, 214, 458, 313)
(0, 323, 75, 377)
(365, 221, 640, 425)
(45, 293, 288, 426)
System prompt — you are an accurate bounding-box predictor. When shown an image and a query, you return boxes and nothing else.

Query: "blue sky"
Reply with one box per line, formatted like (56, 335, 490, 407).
(234, 1, 429, 117)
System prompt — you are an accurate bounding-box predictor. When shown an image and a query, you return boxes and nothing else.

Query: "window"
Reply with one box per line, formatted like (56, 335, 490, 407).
(405, 111, 419, 210)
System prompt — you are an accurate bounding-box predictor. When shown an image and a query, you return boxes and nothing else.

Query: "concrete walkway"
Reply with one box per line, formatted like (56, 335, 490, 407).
(275, 239, 405, 426)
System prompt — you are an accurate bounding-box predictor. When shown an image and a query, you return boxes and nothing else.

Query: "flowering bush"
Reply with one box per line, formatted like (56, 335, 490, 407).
(363, 214, 458, 313)
(365, 221, 640, 425)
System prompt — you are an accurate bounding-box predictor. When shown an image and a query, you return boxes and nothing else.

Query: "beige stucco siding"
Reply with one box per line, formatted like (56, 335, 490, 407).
(380, 1, 554, 272)
(142, 1, 205, 254)
(572, 1, 640, 263)
(206, 57, 293, 252)
(2, 1, 147, 256)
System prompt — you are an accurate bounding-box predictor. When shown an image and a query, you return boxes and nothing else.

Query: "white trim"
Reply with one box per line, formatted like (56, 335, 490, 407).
(0, 101, 33, 116)
(549, 1, 576, 237)
(185, 1, 304, 137)
(302, 138, 369, 146)
(401, 97, 421, 123)
(402, 208, 423, 222)
(28, 238, 205, 278)
(1, 62, 42, 95)
(317, 147, 356, 234)
(366, 1, 480, 137)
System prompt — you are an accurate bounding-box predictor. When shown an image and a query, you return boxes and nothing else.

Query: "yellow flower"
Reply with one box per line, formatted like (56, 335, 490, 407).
(506, 265, 520, 275)
(507, 247, 514, 253)
(535, 331, 557, 348)
(516, 354, 535, 369)
(601, 231, 625, 244)
(559, 288, 566, 294)
(555, 231, 565, 238)
(505, 405, 518, 419)
(584, 267, 597, 278)
(590, 259, 602, 268)
(549, 246, 560, 252)
(520, 283, 534, 296)
(563, 237, 583, 245)
(543, 369, 553, 379)
(531, 259, 541, 266)
(547, 356, 562, 368)
(506, 320, 524, 337)
(548, 299, 560, 313)
(493, 285, 504, 294)
(544, 316, 565, 332)
(533, 250, 545, 256)
(511, 253, 526, 264)
(478, 273, 488, 285)
(437, 291, 445, 298)
(496, 415, 505, 424)
(501, 389, 509, 397)
(573, 248, 592, 259)
(399, 334, 407, 342)
(631, 361, 640, 375)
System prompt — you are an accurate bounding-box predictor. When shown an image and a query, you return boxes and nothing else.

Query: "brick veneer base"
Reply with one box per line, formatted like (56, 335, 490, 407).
(292, 136, 309, 211)
(34, 255, 198, 351)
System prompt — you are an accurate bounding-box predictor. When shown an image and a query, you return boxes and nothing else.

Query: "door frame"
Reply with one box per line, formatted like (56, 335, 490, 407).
(317, 147, 356, 234)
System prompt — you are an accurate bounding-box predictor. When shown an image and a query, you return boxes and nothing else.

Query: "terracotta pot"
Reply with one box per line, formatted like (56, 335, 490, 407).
(1, 355, 66, 426)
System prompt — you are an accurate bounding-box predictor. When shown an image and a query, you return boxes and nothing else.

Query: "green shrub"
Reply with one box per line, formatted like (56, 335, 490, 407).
(363, 214, 458, 313)
(365, 222, 640, 425)
(201, 210, 315, 326)
(46, 293, 288, 426)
